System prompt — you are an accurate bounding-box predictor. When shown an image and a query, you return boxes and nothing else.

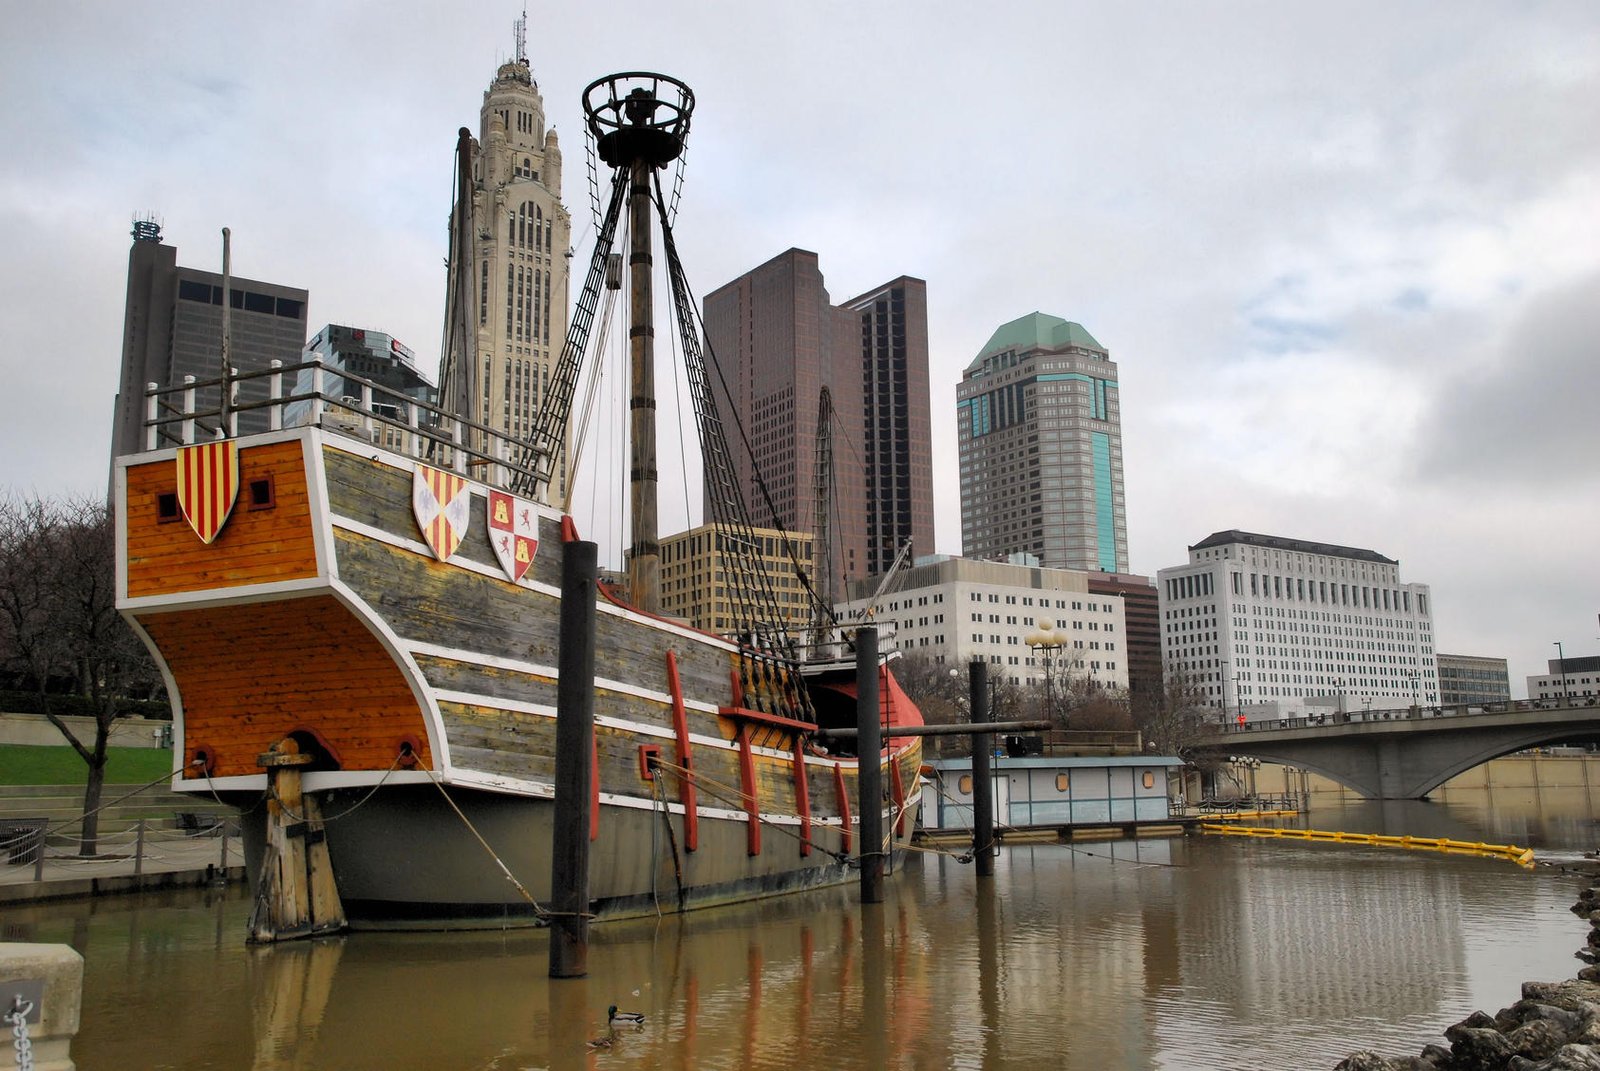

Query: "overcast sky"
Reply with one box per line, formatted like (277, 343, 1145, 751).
(2, 2, 1596, 693)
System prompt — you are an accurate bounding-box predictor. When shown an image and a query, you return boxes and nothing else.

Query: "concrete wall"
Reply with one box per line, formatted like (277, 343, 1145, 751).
(1280, 754, 1600, 798)
(0, 713, 171, 749)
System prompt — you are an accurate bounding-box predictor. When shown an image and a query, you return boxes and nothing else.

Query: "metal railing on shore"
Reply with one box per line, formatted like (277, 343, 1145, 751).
(1218, 695, 1600, 734)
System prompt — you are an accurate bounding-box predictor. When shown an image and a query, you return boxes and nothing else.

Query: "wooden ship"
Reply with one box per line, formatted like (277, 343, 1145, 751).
(115, 73, 924, 935)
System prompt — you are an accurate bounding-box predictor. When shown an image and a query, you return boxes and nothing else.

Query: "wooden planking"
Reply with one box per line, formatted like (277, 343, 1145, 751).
(335, 528, 736, 719)
(125, 440, 318, 598)
(136, 593, 431, 778)
(321, 445, 565, 590)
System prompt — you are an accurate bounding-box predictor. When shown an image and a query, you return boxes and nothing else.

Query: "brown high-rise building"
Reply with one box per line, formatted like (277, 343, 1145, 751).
(703, 249, 934, 597)
(1087, 572, 1162, 712)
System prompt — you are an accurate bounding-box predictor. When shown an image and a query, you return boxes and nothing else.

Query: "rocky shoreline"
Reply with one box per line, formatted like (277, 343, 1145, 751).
(1335, 872, 1600, 1070)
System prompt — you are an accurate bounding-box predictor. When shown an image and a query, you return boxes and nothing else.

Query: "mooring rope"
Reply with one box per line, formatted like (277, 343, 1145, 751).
(417, 765, 551, 918)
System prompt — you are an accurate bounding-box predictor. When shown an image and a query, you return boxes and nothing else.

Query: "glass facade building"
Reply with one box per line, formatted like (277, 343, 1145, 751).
(957, 313, 1127, 574)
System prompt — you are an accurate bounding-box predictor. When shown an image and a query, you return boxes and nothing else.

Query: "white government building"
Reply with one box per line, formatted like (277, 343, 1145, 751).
(1157, 531, 1437, 722)
(836, 555, 1129, 691)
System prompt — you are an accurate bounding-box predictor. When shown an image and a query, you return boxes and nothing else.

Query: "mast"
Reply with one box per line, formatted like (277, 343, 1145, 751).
(809, 387, 837, 654)
(587, 77, 690, 615)
(219, 227, 233, 437)
(437, 127, 479, 437)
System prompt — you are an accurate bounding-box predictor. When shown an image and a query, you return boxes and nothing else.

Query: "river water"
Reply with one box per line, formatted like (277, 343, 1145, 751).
(7, 791, 1597, 1070)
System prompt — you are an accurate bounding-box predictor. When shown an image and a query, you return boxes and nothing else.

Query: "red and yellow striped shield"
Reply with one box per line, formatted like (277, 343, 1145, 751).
(175, 441, 240, 545)
(412, 464, 471, 561)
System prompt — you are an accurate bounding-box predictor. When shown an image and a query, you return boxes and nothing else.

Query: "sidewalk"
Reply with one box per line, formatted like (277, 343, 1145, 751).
(0, 831, 246, 904)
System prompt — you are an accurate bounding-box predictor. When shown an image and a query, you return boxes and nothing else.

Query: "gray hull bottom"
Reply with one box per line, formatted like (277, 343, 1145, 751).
(238, 783, 918, 929)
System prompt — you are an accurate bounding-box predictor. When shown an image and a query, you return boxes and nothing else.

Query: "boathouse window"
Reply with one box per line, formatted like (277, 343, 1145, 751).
(1142, 771, 1156, 789)
(958, 775, 972, 795)
(1055, 773, 1070, 792)
(246, 476, 275, 511)
(156, 492, 180, 522)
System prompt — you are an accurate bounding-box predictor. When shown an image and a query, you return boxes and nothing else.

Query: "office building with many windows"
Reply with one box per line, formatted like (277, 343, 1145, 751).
(957, 313, 1126, 574)
(1157, 531, 1436, 721)
(1435, 654, 1511, 706)
(1529, 655, 1600, 702)
(291, 324, 438, 451)
(657, 523, 815, 638)
(703, 249, 933, 595)
(836, 555, 1128, 692)
(111, 218, 308, 462)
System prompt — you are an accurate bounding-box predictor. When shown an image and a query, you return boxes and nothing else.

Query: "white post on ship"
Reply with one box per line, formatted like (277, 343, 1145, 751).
(360, 383, 374, 440)
(181, 375, 197, 445)
(145, 382, 159, 450)
(268, 360, 283, 431)
(310, 362, 325, 426)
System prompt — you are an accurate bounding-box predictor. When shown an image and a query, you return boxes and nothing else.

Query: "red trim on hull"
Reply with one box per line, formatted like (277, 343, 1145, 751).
(666, 650, 698, 852)
(737, 724, 760, 856)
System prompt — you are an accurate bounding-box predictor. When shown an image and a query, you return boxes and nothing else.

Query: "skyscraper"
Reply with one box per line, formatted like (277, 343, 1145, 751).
(1157, 530, 1437, 718)
(957, 313, 1127, 574)
(702, 249, 934, 595)
(437, 28, 571, 468)
(110, 218, 308, 461)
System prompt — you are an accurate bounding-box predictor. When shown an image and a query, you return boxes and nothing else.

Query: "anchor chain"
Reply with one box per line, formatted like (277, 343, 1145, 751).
(6, 996, 33, 1071)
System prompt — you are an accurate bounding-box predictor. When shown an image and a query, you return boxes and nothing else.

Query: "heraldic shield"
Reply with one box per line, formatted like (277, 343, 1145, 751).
(487, 490, 539, 582)
(412, 464, 471, 561)
(176, 441, 240, 544)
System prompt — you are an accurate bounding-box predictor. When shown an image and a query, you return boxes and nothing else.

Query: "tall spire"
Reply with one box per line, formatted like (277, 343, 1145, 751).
(514, 6, 528, 66)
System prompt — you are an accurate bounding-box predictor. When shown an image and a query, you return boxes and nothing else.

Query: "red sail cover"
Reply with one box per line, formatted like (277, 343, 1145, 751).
(175, 441, 239, 545)
(816, 665, 926, 749)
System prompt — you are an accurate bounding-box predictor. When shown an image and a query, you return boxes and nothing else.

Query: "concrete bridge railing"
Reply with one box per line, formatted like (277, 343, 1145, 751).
(1197, 698, 1600, 799)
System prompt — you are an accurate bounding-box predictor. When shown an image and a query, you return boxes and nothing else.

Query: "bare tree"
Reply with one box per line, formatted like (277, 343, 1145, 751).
(1136, 667, 1220, 761)
(0, 494, 161, 855)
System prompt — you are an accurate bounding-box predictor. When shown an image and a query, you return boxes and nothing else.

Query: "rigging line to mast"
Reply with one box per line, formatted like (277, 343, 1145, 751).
(651, 177, 808, 714)
(650, 177, 839, 656)
(561, 253, 623, 514)
(513, 164, 629, 500)
(664, 254, 694, 533)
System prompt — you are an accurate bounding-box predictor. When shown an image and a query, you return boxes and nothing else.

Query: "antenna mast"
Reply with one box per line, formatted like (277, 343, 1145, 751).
(514, 6, 527, 65)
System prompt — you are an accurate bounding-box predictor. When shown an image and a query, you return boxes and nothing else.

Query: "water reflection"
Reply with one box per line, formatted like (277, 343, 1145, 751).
(8, 793, 1593, 1070)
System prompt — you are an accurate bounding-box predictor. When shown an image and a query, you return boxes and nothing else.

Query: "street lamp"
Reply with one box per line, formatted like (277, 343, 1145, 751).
(1025, 619, 1066, 726)
(1408, 669, 1421, 711)
(1554, 641, 1570, 700)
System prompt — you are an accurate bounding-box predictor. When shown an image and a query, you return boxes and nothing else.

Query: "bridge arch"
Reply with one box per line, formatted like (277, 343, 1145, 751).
(1201, 708, 1600, 799)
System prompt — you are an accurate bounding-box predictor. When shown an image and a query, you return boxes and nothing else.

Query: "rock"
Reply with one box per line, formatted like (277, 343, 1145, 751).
(1498, 1002, 1590, 1035)
(1334, 1052, 1402, 1071)
(1447, 1026, 1515, 1069)
(1455, 1011, 1499, 1032)
(1576, 950, 1599, 964)
(1581, 967, 1600, 984)
(1508, 1045, 1600, 1070)
(1421, 1043, 1454, 1065)
(1523, 981, 1600, 1014)
(1510, 1020, 1575, 1061)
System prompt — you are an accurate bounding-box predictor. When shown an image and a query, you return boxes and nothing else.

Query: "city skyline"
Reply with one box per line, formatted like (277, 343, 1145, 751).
(2, 4, 1596, 691)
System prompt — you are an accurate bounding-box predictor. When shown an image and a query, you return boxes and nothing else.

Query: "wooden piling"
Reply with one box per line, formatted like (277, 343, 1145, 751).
(857, 627, 884, 904)
(249, 737, 346, 943)
(550, 538, 598, 979)
(969, 660, 996, 878)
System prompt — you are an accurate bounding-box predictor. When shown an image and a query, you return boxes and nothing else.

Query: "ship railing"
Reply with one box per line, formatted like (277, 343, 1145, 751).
(141, 359, 546, 492)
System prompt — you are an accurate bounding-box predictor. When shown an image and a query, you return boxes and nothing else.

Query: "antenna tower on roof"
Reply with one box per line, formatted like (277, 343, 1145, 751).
(514, 6, 527, 65)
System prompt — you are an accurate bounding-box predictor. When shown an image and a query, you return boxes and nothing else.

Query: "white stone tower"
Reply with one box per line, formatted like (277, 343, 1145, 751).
(442, 22, 571, 481)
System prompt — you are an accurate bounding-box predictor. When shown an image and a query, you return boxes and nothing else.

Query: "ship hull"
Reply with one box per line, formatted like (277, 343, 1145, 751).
(118, 427, 922, 929)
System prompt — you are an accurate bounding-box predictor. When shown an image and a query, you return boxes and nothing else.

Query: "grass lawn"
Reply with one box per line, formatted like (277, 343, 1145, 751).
(0, 744, 175, 786)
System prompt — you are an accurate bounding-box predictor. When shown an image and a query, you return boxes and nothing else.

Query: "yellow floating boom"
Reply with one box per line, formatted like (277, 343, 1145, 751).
(1199, 823, 1535, 868)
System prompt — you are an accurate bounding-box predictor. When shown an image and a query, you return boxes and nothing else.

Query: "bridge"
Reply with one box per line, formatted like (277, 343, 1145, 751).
(1197, 697, 1600, 799)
